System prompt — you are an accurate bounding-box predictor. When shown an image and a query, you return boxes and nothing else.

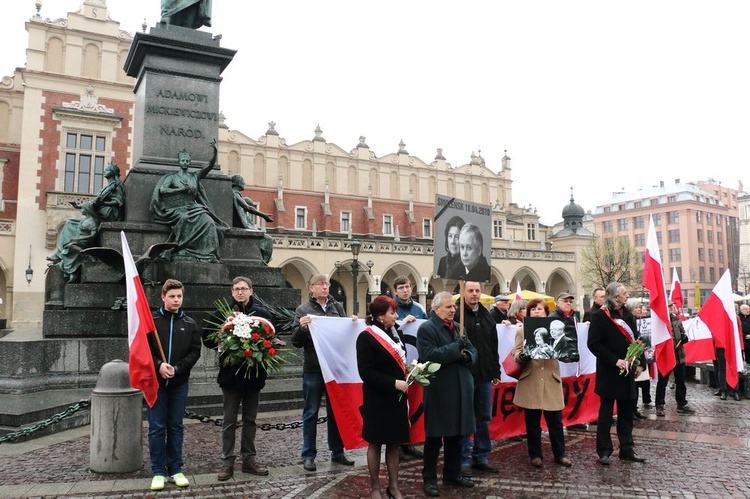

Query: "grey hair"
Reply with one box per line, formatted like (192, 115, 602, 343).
(604, 282, 626, 310)
(509, 299, 527, 318)
(625, 298, 643, 312)
(432, 291, 454, 312)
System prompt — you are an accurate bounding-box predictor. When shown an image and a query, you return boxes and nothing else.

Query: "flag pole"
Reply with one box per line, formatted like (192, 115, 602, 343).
(151, 327, 167, 364)
(458, 280, 465, 337)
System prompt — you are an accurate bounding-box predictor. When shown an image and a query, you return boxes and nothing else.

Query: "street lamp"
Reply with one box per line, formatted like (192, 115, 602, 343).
(335, 240, 374, 315)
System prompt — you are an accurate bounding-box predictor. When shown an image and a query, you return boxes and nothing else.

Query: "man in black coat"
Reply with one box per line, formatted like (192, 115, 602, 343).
(417, 291, 478, 497)
(455, 282, 500, 475)
(489, 295, 510, 324)
(202, 276, 274, 481)
(588, 282, 646, 466)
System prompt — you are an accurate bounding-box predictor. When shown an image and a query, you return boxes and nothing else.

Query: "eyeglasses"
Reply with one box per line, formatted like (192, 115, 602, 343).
(232, 287, 251, 292)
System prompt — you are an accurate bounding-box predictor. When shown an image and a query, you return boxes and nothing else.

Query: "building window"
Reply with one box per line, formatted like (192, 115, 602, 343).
(340, 211, 351, 233)
(656, 232, 662, 245)
(697, 228, 703, 242)
(383, 214, 393, 236)
(527, 223, 536, 241)
(618, 218, 628, 231)
(696, 211, 702, 223)
(650, 198, 659, 206)
(633, 216, 645, 229)
(619, 235, 630, 245)
(669, 248, 681, 262)
(709, 267, 715, 282)
(295, 207, 307, 229)
(638, 251, 645, 263)
(667, 211, 679, 224)
(674, 267, 682, 280)
(707, 230, 713, 243)
(698, 247, 704, 261)
(708, 248, 714, 261)
(667, 195, 676, 203)
(603, 206, 611, 213)
(634, 201, 642, 209)
(706, 213, 713, 225)
(618, 204, 626, 211)
(719, 249, 724, 263)
(668, 229, 680, 243)
(653, 213, 662, 226)
(634, 233, 645, 247)
(493, 219, 503, 239)
(699, 267, 705, 281)
(423, 218, 432, 238)
(63, 132, 108, 193)
(602, 221, 613, 233)
(716, 214, 722, 225)
(717, 231, 723, 244)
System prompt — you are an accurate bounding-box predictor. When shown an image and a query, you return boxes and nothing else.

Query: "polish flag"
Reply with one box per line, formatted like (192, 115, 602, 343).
(682, 317, 716, 363)
(121, 232, 159, 408)
(669, 267, 686, 320)
(698, 269, 744, 389)
(642, 216, 676, 376)
(515, 282, 523, 301)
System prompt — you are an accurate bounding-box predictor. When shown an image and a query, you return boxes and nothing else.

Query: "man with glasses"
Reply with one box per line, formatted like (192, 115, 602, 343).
(203, 276, 273, 481)
(292, 274, 357, 472)
(549, 292, 576, 320)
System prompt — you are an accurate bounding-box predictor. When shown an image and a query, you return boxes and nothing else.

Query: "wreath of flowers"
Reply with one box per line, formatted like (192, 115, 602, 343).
(206, 300, 288, 375)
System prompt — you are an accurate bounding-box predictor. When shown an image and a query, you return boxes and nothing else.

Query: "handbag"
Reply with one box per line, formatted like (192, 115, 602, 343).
(502, 352, 524, 379)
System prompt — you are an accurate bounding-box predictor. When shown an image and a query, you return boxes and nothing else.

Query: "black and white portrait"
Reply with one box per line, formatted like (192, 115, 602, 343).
(433, 195, 492, 282)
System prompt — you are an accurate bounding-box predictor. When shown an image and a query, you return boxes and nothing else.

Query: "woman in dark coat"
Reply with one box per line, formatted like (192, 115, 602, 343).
(356, 296, 409, 499)
(436, 215, 464, 278)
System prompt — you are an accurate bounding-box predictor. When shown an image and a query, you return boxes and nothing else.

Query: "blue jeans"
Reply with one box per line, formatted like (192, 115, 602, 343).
(301, 372, 344, 460)
(461, 380, 492, 466)
(147, 382, 189, 477)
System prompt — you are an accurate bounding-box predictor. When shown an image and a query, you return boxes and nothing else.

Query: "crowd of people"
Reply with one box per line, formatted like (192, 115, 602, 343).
(143, 274, 734, 495)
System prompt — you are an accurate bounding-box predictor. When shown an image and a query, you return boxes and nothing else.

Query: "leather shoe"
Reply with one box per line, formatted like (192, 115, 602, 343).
(714, 388, 722, 396)
(303, 458, 316, 472)
(401, 444, 423, 458)
(633, 410, 646, 419)
(471, 462, 499, 473)
(733, 391, 742, 401)
(619, 453, 646, 463)
(530, 457, 543, 468)
(597, 455, 610, 466)
(720, 392, 728, 400)
(424, 482, 440, 497)
(242, 461, 269, 476)
(443, 476, 474, 488)
(331, 454, 355, 466)
(459, 464, 473, 477)
(555, 457, 572, 467)
(217, 466, 233, 481)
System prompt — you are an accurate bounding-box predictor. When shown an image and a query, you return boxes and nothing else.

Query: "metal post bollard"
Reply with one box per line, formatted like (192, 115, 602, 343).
(90, 359, 144, 473)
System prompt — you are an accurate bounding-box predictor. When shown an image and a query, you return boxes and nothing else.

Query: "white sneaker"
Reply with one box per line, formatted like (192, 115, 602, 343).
(150, 475, 166, 491)
(172, 473, 190, 487)
(171, 472, 190, 488)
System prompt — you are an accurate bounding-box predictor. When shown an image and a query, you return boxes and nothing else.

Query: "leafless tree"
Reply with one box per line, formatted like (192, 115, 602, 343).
(578, 236, 643, 291)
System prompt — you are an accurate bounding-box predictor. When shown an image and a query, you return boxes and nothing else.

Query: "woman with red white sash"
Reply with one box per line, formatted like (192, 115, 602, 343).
(356, 296, 409, 499)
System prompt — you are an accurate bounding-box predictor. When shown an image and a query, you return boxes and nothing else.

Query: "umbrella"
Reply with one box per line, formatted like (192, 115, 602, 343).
(453, 293, 496, 305)
(509, 290, 556, 312)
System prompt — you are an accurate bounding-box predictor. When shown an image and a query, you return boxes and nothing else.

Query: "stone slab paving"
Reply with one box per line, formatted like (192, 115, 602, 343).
(1, 382, 750, 498)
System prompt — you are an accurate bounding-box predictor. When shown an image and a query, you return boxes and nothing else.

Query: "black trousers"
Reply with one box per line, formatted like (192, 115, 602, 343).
(596, 397, 634, 458)
(655, 363, 687, 407)
(422, 435, 463, 483)
(636, 379, 651, 404)
(524, 409, 565, 460)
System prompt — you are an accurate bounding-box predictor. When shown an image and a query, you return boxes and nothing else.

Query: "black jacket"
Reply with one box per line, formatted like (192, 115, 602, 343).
(455, 303, 500, 381)
(202, 296, 274, 391)
(150, 308, 202, 388)
(587, 306, 640, 400)
(489, 306, 508, 324)
(291, 294, 347, 373)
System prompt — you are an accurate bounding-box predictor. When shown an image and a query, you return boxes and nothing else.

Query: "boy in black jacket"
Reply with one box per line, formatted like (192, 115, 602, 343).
(147, 279, 202, 491)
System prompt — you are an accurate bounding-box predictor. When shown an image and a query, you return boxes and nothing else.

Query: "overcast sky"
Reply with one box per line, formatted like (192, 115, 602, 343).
(3, 1, 749, 225)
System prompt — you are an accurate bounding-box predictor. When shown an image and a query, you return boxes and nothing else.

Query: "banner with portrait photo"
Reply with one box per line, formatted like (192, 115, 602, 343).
(433, 195, 492, 282)
(522, 317, 579, 361)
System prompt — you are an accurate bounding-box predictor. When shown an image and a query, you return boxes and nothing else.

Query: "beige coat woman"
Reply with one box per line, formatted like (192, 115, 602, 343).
(512, 327, 564, 411)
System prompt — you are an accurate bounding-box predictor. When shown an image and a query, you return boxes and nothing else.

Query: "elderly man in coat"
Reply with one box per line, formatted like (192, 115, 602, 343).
(588, 282, 647, 466)
(417, 291, 478, 497)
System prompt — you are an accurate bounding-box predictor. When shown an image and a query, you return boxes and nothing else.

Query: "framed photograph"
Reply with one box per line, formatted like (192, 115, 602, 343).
(433, 195, 492, 282)
(521, 317, 579, 361)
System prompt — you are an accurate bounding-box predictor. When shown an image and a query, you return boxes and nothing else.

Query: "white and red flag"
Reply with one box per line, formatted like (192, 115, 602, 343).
(642, 215, 676, 376)
(682, 317, 716, 363)
(669, 267, 686, 320)
(698, 269, 744, 389)
(515, 282, 523, 301)
(121, 232, 159, 408)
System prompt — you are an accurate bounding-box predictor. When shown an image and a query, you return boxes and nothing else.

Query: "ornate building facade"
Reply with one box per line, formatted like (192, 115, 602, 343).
(0, 1, 583, 325)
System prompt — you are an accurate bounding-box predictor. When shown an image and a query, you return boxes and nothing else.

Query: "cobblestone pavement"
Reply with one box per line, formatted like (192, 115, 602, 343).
(1, 381, 750, 498)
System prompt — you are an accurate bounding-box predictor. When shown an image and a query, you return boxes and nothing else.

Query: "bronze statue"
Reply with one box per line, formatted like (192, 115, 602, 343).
(161, 0, 212, 29)
(47, 163, 125, 282)
(230, 174, 273, 230)
(150, 140, 229, 262)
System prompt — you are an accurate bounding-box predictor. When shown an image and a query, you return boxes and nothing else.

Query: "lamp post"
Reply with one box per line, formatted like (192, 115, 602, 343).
(335, 239, 374, 315)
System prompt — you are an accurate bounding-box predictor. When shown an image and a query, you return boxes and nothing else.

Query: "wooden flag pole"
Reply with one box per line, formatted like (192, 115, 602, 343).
(458, 280, 465, 336)
(150, 328, 168, 364)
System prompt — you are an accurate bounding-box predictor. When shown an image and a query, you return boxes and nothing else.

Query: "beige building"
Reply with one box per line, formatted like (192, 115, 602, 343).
(0, 1, 585, 326)
(592, 179, 742, 311)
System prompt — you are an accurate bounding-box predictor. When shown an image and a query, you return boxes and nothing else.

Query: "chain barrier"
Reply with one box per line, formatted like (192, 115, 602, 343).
(0, 399, 91, 444)
(183, 409, 326, 431)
